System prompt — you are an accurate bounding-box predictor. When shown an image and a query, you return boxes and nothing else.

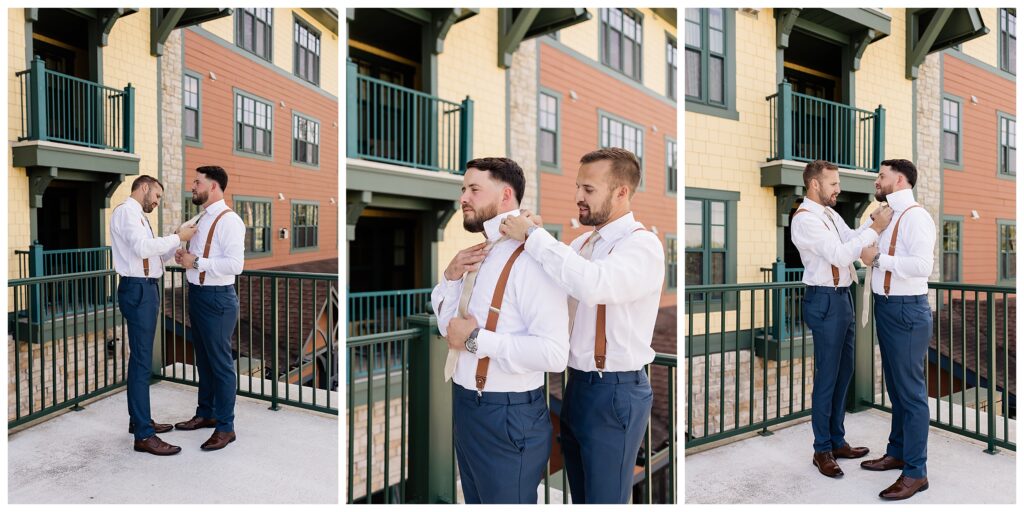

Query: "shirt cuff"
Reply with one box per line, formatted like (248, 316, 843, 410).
(524, 224, 557, 255)
(474, 328, 498, 359)
(877, 254, 896, 272)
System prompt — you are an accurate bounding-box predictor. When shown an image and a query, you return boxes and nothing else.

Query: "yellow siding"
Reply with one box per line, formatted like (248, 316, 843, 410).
(272, 8, 293, 78)
(958, 8, 1000, 70)
(641, 9, 677, 97)
(200, 13, 234, 44)
(558, 9, 599, 62)
(8, 9, 30, 275)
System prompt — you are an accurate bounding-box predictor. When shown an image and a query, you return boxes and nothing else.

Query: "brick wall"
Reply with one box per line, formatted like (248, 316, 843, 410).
(346, 396, 406, 501)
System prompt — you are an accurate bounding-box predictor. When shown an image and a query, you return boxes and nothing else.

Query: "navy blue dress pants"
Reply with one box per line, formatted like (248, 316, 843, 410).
(803, 285, 856, 453)
(188, 283, 239, 432)
(118, 277, 160, 440)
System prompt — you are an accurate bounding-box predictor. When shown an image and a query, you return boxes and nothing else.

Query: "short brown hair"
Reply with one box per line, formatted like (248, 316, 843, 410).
(880, 159, 918, 188)
(131, 175, 163, 192)
(580, 147, 641, 195)
(802, 160, 839, 188)
(197, 165, 229, 192)
(465, 157, 525, 204)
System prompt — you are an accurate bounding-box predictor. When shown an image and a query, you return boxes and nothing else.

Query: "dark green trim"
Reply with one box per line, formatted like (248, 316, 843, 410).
(684, 188, 739, 311)
(9, 309, 124, 344)
(12, 142, 140, 175)
(666, 31, 677, 101)
(760, 161, 877, 194)
(290, 199, 320, 253)
(290, 109, 321, 170)
(232, 87, 275, 161)
(292, 12, 322, 86)
(157, 51, 164, 235)
(151, 8, 185, 56)
(497, 8, 539, 68)
(944, 47, 1016, 83)
(598, 8, 644, 83)
(996, 111, 1016, 178)
(188, 26, 338, 101)
(685, 187, 740, 202)
(996, 219, 1016, 285)
(183, 69, 203, 146)
(233, 195, 274, 258)
(998, 8, 1016, 76)
(542, 223, 563, 241)
(538, 38, 675, 108)
(941, 215, 963, 282)
(665, 136, 677, 196)
(684, 8, 738, 121)
(347, 160, 462, 201)
(940, 93, 964, 170)
(537, 87, 562, 174)
(597, 108, 645, 190)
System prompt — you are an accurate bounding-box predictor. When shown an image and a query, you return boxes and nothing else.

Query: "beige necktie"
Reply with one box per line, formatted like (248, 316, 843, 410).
(443, 236, 506, 382)
(567, 231, 601, 335)
(860, 263, 873, 327)
(825, 209, 859, 286)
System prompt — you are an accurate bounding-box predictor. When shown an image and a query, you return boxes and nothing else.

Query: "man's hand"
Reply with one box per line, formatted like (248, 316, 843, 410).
(174, 248, 186, 265)
(870, 205, 893, 234)
(500, 214, 535, 241)
(445, 313, 477, 351)
(176, 223, 198, 242)
(444, 242, 488, 281)
(180, 251, 198, 269)
(861, 244, 879, 265)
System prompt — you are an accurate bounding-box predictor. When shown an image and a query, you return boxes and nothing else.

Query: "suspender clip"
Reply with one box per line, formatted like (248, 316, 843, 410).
(598, 369, 604, 378)
(488, 306, 500, 314)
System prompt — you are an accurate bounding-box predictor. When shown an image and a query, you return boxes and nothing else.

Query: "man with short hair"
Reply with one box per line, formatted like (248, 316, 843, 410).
(173, 166, 245, 451)
(500, 147, 663, 504)
(790, 160, 892, 478)
(859, 159, 936, 500)
(431, 157, 569, 504)
(111, 175, 197, 455)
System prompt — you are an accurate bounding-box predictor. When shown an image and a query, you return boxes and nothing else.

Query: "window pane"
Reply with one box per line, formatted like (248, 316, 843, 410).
(685, 225, 702, 249)
(609, 31, 621, 69)
(185, 111, 197, 139)
(943, 253, 958, 281)
(685, 199, 702, 222)
(540, 131, 555, 163)
(711, 201, 725, 225)
(709, 8, 724, 30)
(942, 132, 957, 161)
(709, 28, 723, 54)
(685, 252, 703, 285)
(711, 226, 725, 248)
(711, 253, 725, 284)
(709, 56, 724, 103)
(686, 49, 701, 97)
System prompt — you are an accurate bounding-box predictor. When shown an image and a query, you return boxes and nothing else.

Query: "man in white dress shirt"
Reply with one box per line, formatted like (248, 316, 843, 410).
(172, 166, 246, 451)
(500, 147, 664, 504)
(431, 157, 569, 504)
(858, 159, 936, 500)
(790, 160, 892, 478)
(112, 175, 197, 455)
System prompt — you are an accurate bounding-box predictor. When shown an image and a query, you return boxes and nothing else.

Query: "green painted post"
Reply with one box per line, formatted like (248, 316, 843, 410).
(346, 60, 358, 159)
(778, 81, 793, 162)
(269, 277, 281, 411)
(123, 83, 135, 153)
(851, 267, 873, 412)
(28, 243, 44, 324)
(406, 313, 455, 503)
(873, 105, 886, 171)
(28, 57, 47, 141)
(772, 259, 786, 343)
(984, 292, 997, 454)
(458, 96, 474, 173)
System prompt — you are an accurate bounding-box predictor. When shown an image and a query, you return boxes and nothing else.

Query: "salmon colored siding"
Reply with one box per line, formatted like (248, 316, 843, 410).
(183, 30, 338, 271)
(538, 42, 677, 306)
(941, 53, 1015, 285)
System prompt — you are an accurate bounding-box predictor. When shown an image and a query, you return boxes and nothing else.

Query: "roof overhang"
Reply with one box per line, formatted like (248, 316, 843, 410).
(776, 8, 891, 70)
(906, 8, 989, 79)
(498, 8, 592, 68)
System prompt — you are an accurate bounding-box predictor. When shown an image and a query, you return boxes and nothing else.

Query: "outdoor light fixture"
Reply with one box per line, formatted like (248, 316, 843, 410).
(569, 90, 578, 101)
(278, 193, 285, 200)
(329, 197, 336, 204)
(209, 71, 216, 80)
(971, 210, 980, 219)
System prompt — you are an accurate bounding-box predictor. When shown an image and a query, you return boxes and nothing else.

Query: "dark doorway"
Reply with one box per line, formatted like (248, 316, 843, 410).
(37, 180, 97, 252)
(348, 211, 420, 293)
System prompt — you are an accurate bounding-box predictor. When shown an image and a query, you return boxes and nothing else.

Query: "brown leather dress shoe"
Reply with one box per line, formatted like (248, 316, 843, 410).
(860, 454, 905, 471)
(201, 431, 236, 451)
(128, 420, 173, 435)
(833, 443, 870, 459)
(175, 416, 217, 430)
(133, 435, 181, 456)
(812, 451, 843, 477)
(879, 475, 928, 500)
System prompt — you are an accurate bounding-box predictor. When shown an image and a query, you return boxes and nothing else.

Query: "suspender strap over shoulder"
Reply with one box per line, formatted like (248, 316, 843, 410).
(883, 205, 921, 296)
(792, 208, 839, 287)
(474, 244, 526, 395)
(594, 226, 646, 375)
(115, 203, 153, 277)
(199, 209, 233, 285)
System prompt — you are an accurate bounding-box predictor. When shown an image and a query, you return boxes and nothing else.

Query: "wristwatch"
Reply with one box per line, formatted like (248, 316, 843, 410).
(526, 225, 539, 239)
(871, 253, 880, 268)
(192, 257, 201, 270)
(465, 327, 481, 354)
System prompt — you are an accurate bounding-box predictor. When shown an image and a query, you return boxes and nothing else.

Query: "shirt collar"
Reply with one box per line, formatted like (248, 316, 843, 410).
(595, 211, 638, 243)
(800, 197, 825, 215)
(203, 199, 228, 217)
(885, 188, 916, 211)
(484, 208, 520, 242)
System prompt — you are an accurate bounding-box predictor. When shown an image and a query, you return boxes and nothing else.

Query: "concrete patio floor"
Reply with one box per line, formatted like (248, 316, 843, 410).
(8, 380, 338, 504)
(685, 408, 1015, 504)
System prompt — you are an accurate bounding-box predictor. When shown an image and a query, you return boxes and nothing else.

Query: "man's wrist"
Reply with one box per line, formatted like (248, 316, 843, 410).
(526, 225, 539, 239)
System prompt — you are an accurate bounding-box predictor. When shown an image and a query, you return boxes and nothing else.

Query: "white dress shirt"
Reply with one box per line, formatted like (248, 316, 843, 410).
(791, 198, 878, 287)
(431, 209, 570, 392)
(523, 211, 664, 372)
(110, 197, 179, 278)
(185, 199, 246, 286)
(871, 189, 935, 296)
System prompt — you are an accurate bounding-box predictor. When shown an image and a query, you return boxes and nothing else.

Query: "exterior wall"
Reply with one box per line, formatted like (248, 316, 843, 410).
(958, 8, 1001, 70)
(558, 12, 599, 62)
(538, 39, 677, 307)
(916, 52, 944, 283)
(640, 9, 677, 98)
(7, 8, 31, 275)
(941, 52, 1016, 285)
(183, 28, 339, 270)
(161, 30, 185, 232)
(509, 38, 539, 213)
(348, 396, 404, 502)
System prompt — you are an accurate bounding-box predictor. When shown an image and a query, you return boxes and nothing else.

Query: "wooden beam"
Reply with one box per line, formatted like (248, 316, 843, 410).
(851, 29, 876, 71)
(151, 8, 185, 57)
(906, 8, 952, 79)
(498, 8, 540, 68)
(776, 8, 801, 49)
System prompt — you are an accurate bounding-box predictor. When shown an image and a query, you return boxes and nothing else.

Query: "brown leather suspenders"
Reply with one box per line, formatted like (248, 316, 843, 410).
(593, 227, 646, 375)
(187, 209, 233, 285)
(792, 208, 840, 287)
(473, 244, 526, 395)
(114, 203, 153, 277)
(883, 205, 921, 296)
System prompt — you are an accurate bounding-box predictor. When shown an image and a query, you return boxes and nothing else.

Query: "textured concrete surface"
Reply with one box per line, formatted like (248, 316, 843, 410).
(8, 381, 337, 504)
(685, 408, 1015, 504)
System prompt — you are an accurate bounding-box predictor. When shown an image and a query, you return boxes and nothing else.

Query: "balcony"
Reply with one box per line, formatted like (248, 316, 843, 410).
(684, 270, 1016, 503)
(346, 61, 473, 175)
(15, 57, 134, 154)
(766, 81, 884, 173)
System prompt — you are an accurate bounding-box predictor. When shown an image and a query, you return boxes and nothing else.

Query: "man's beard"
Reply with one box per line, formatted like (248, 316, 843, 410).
(874, 184, 892, 202)
(822, 192, 838, 207)
(462, 203, 498, 233)
(191, 191, 208, 205)
(579, 194, 613, 226)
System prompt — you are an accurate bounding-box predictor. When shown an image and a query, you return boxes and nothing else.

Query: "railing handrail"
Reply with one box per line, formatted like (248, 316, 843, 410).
(346, 328, 422, 348)
(17, 65, 127, 94)
(355, 72, 461, 105)
(14, 247, 111, 256)
(687, 280, 1016, 294)
(789, 89, 878, 115)
(348, 288, 433, 298)
(7, 269, 115, 286)
(8, 267, 340, 287)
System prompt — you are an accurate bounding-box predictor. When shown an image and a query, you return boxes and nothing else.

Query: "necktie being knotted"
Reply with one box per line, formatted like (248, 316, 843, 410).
(567, 230, 601, 335)
(443, 235, 508, 382)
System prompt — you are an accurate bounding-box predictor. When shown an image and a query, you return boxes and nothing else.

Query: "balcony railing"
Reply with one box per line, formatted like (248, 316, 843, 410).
(767, 81, 884, 172)
(347, 288, 433, 338)
(16, 56, 134, 153)
(685, 277, 1016, 453)
(346, 61, 473, 174)
(8, 267, 338, 429)
(346, 316, 678, 504)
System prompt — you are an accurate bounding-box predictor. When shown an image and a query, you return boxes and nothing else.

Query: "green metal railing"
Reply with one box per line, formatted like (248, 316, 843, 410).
(347, 60, 473, 174)
(685, 278, 1016, 453)
(346, 317, 677, 504)
(767, 81, 884, 172)
(16, 56, 134, 153)
(15, 246, 112, 279)
(347, 288, 433, 337)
